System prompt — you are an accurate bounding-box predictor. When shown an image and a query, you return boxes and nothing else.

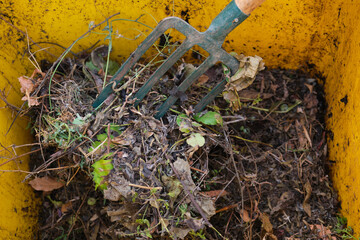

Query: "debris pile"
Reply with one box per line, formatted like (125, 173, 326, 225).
(9, 42, 344, 239)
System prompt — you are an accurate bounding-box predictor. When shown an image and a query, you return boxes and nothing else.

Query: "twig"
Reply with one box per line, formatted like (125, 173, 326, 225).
(0, 148, 41, 168)
(67, 187, 91, 237)
(0, 90, 22, 111)
(230, 135, 272, 147)
(29, 41, 79, 57)
(223, 129, 244, 224)
(129, 183, 162, 191)
(0, 15, 56, 58)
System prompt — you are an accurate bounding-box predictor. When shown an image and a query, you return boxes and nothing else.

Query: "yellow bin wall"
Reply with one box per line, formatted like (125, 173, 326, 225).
(1, 0, 360, 238)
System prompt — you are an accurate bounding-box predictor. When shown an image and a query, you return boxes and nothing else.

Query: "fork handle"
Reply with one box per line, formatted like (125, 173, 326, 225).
(235, 0, 266, 15)
(205, 0, 265, 44)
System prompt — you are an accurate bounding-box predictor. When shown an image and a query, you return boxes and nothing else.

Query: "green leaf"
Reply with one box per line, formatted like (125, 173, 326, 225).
(72, 117, 86, 126)
(85, 60, 99, 72)
(89, 141, 101, 152)
(106, 60, 120, 76)
(179, 121, 192, 133)
(186, 133, 205, 147)
(96, 133, 108, 142)
(92, 154, 114, 190)
(110, 124, 122, 135)
(194, 111, 223, 126)
(176, 114, 189, 126)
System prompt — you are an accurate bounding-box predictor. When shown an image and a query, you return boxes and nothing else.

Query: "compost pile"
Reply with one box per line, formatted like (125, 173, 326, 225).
(14, 44, 343, 240)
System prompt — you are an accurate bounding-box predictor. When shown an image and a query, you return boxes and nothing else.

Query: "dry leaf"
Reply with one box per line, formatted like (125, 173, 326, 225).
(21, 96, 40, 106)
(197, 74, 209, 85)
(195, 196, 216, 219)
(304, 83, 314, 93)
(29, 176, 64, 192)
(19, 76, 36, 94)
(223, 54, 265, 111)
(199, 190, 229, 198)
(104, 175, 132, 201)
(171, 227, 191, 239)
(173, 158, 196, 192)
(61, 201, 73, 213)
(239, 209, 251, 223)
(295, 120, 307, 149)
(310, 224, 336, 240)
(19, 69, 44, 94)
(260, 213, 273, 233)
(238, 90, 273, 102)
(303, 181, 312, 217)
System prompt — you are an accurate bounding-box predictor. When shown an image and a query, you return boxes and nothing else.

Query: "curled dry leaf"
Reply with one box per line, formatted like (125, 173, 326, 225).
(28, 176, 64, 192)
(19, 76, 36, 94)
(19, 69, 44, 94)
(195, 196, 216, 219)
(223, 53, 265, 111)
(19, 69, 44, 106)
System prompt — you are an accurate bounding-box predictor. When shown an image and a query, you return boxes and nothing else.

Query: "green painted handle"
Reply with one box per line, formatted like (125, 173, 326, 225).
(204, 0, 248, 44)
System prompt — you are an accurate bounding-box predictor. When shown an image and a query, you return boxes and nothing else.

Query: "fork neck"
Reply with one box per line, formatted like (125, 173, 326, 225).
(204, 0, 248, 46)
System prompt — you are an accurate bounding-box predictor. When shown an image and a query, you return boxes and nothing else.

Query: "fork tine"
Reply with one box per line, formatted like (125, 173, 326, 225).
(93, 17, 188, 108)
(134, 39, 194, 105)
(154, 56, 217, 118)
(194, 78, 227, 113)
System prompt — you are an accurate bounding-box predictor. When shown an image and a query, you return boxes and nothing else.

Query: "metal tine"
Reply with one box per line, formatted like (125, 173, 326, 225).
(133, 18, 202, 105)
(194, 78, 227, 113)
(92, 17, 197, 108)
(155, 46, 240, 118)
(155, 56, 217, 118)
(194, 53, 240, 113)
(133, 39, 194, 106)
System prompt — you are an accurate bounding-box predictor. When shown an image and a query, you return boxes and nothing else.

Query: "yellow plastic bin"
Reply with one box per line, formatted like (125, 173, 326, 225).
(1, 0, 360, 238)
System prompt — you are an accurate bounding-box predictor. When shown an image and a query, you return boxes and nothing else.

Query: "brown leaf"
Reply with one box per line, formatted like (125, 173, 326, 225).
(196, 74, 209, 85)
(18, 69, 44, 95)
(304, 83, 314, 93)
(304, 93, 318, 109)
(295, 120, 307, 149)
(260, 213, 273, 233)
(21, 96, 40, 106)
(303, 181, 312, 217)
(199, 190, 229, 198)
(19, 76, 36, 94)
(310, 224, 336, 240)
(239, 90, 273, 102)
(171, 227, 191, 239)
(302, 125, 313, 148)
(29, 176, 64, 192)
(61, 201, 73, 214)
(239, 209, 251, 223)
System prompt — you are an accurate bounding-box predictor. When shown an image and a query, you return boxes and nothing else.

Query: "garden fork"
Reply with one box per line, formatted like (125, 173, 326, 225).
(93, 0, 265, 118)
